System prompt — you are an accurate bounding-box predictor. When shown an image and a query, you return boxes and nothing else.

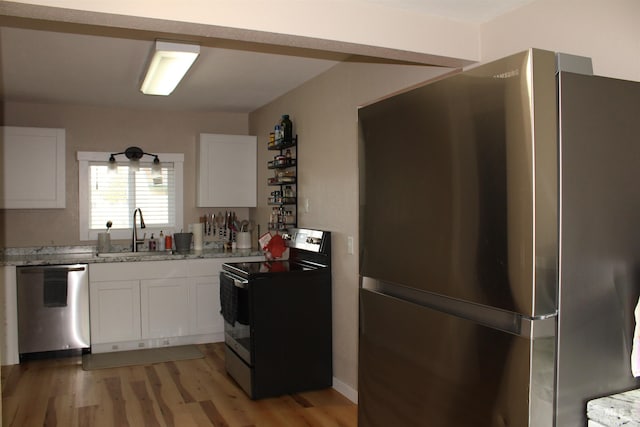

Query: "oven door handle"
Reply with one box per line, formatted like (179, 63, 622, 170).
(221, 271, 249, 289)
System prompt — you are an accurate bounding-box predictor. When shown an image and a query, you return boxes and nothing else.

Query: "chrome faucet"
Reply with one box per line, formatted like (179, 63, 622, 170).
(131, 208, 146, 252)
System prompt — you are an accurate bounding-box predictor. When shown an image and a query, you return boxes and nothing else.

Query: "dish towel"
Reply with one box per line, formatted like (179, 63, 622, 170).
(220, 278, 238, 326)
(632, 296, 640, 377)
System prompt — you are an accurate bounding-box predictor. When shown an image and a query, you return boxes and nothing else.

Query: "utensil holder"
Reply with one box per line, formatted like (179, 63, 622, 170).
(236, 232, 252, 249)
(97, 233, 111, 253)
(174, 232, 193, 253)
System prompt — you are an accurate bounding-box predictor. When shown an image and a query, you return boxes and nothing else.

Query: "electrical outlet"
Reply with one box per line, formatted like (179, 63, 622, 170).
(347, 236, 354, 255)
(304, 198, 310, 213)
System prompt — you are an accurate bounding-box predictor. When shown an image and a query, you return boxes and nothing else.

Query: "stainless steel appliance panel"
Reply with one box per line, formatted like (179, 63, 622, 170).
(358, 48, 640, 427)
(17, 264, 90, 354)
(358, 49, 558, 318)
(359, 288, 551, 427)
(556, 71, 640, 426)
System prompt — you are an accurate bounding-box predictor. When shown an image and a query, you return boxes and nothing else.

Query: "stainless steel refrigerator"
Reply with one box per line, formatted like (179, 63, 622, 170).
(357, 48, 640, 427)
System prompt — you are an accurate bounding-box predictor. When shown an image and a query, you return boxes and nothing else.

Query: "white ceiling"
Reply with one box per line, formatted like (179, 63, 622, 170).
(0, 26, 343, 112)
(0, 0, 534, 113)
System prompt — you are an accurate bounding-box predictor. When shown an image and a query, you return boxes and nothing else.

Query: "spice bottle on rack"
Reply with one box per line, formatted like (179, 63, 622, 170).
(274, 124, 282, 143)
(284, 186, 294, 198)
(280, 114, 293, 144)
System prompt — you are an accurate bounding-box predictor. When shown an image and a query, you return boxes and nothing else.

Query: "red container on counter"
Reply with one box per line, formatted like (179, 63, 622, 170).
(165, 235, 173, 251)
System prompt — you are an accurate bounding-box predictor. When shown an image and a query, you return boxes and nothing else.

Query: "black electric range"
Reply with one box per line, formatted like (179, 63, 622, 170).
(220, 228, 332, 399)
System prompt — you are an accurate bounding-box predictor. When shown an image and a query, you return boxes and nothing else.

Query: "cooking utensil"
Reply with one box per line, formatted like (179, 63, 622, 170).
(217, 211, 223, 238)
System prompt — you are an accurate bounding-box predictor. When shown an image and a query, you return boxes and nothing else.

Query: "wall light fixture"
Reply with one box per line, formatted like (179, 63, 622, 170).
(108, 146, 161, 174)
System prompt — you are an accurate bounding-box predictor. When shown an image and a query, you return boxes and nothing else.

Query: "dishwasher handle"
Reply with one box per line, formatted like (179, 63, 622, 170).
(19, 265, 87, 274)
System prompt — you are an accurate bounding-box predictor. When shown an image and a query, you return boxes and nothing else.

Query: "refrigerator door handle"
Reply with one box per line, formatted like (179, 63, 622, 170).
(361, 277, 556, 339)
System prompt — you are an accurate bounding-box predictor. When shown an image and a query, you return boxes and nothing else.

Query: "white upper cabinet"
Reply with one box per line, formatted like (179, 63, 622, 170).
(1, 126, 66, 209)
(197, 133, 257, 207)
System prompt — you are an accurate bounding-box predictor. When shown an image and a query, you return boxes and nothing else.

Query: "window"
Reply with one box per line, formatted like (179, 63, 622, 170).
(78, 152, 184, 241)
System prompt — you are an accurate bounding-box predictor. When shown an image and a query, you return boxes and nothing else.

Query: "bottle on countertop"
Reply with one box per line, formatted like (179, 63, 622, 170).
(165, 234, 173, 251)
(159, 230, 165, 251)
(280, 114, 293, 144)
(149, 233, 157, 251)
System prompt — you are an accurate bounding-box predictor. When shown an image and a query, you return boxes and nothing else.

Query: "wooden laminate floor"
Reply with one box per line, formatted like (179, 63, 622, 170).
(1, 342, 357, 427)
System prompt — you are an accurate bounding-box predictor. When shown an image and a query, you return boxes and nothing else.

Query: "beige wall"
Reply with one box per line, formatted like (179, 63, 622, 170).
(480, 0, 640, 82)
(1, 102, 250, 247)
(250, 62, 452, 391)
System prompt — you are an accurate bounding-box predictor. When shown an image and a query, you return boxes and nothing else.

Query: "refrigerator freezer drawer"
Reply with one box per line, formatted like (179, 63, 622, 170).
(358, 289, 555, 427)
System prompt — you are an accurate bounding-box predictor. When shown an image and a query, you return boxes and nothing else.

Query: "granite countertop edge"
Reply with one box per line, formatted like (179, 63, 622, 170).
(0, 244, 264, 266)
(588, 388, 640, 426)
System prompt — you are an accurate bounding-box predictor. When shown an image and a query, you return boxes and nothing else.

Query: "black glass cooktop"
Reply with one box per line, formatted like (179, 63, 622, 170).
(223, 260, 320, 276)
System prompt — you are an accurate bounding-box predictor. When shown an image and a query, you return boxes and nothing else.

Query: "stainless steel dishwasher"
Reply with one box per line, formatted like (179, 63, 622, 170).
(17, 264, 90, 355)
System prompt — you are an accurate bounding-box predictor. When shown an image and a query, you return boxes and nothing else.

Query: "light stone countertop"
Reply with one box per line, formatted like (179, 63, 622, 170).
(0, 244, 264, 266)
(588, 388, 640, 426)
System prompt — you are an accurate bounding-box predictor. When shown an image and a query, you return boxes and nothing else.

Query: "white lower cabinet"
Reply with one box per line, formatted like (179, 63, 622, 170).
(90, 280, 141, 344)
(89, 257, 261, 353)
(188, 275, 223, 336)
(141, 278, 190, 339)
(1, 265, 19, 365)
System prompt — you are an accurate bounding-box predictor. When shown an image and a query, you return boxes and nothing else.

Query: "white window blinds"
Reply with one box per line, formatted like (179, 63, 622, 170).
(88, 163, 176, 231)
(77, 151, 184, 241)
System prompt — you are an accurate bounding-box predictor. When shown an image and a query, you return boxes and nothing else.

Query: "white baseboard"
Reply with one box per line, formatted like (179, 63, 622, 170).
(332, 376, 358, 404)
(91, 332, 224, 354)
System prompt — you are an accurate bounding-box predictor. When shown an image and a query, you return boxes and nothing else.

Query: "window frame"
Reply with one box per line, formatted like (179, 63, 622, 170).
(77, 151, 184, 242)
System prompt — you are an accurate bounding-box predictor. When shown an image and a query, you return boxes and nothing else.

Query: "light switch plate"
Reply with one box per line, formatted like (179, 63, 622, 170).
(347, 236, 354, 255)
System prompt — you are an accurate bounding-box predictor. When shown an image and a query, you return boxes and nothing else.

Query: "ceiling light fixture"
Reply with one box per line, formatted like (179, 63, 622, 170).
(140, 40, 200, 96)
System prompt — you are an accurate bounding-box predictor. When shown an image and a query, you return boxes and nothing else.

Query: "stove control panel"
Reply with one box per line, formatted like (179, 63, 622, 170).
(286, 228, 327, 253)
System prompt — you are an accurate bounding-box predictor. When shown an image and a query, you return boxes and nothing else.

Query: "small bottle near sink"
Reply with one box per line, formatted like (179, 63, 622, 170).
(159, 231, 166, 251)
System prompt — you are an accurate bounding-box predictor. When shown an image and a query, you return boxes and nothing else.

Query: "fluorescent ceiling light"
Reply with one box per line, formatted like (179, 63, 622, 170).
(140, 41, 200, 96)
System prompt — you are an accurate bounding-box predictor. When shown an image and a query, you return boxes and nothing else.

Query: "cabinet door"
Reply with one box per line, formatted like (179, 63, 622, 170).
(188, 275, 224, 336)
(1, 266, 19, 365)
(197, 133, 257, 207)
(140, 278, 190, 338)
(1, 126, 66, 208)
(90, 280, 141, 344)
